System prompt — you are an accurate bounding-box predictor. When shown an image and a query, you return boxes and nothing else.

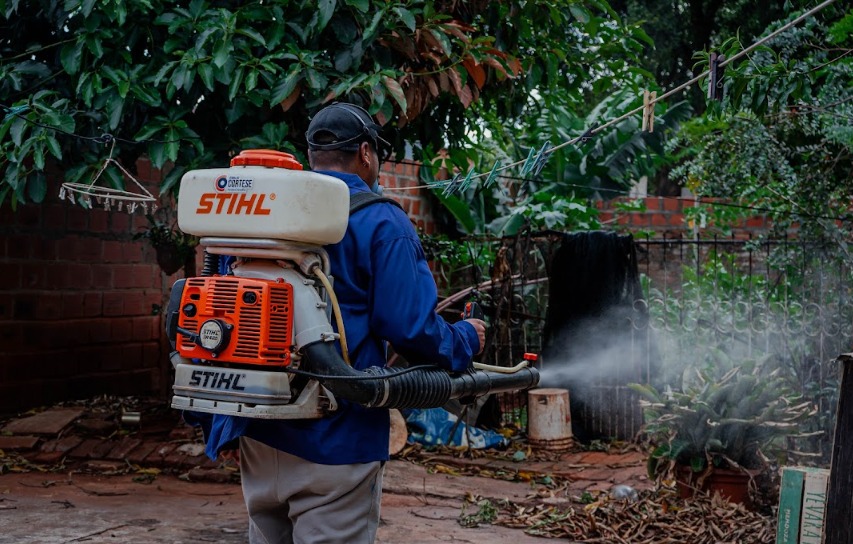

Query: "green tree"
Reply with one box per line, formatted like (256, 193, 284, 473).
(0, 0, 515, 207)
(670, 5, 853, 255)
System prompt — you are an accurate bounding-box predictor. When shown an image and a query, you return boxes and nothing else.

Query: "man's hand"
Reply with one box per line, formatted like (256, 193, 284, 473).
(465, 318, 487, 355)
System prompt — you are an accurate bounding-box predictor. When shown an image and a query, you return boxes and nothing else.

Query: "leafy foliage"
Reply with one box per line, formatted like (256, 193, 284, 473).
(668, 6, 853, 252)
(635, 245, 848, 469)
(631, 353, 815, 475)
(0, 0, 533, 208)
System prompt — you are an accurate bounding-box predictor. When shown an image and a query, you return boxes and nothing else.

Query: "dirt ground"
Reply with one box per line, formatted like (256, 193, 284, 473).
(0, 460, 553, 544)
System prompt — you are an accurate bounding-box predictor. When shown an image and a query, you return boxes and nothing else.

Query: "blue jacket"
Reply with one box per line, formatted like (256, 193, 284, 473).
(192, 170, 479, 464)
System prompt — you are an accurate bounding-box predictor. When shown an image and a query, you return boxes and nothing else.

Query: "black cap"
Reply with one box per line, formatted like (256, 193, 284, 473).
(306, 102, 390, 153)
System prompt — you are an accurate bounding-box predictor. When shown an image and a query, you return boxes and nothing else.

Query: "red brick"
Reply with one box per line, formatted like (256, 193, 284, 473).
(669, 213, 685, 226)
(31, 450, 66, 464)
(650, 213, 668, 227)
(0, 435, 40, 450)
(3, 262, 24, 288)
(144, 442, 177, 466)
(111, 318, 134, 342)
(56, 236, 79, 260)
(82, 292, 103, 317)
(3, 408, 85, 435)
(746, 216, 765, 228)
(125, 441, 158, 465)
(41, 435, 83, 454)
(102, 241, 124, 263)
(66, 207, 89, 231)
(135, 157, 152, 181)
(132, 316, 159, 341)
(123, 291, 148, 315)
(142, 342, 161, 366)
(88, 209, 109, 233)
(131, 212, 151, 233)
(630, 213, 650, 227)
(34, 292, 63, 320)
(75, 237, 103, 262)
(87, 439, 118, 459)
(12, 294, 38, 319)
(0, 293, 12, 320)
(113, 264, 151, 289)
(6, 235, 30, 259)
(16, 205, 40, 227)
(123, 243, 144, 263)
(111, 212, 130, 232)
(42, 203, 67, 231)
(576, 451, 612, 465)
(30, 237, 57, 259)
(103, 292, 124, 316)
(91, 264, 113, 289)
(105, 437, 143, 460)
(645, 198, 661, 211)
(663, 197, 681, 212)
(63, 263, 93, 289)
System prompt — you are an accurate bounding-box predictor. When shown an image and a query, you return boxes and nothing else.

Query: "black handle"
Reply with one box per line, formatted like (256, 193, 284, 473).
(462, 301, 484, 320)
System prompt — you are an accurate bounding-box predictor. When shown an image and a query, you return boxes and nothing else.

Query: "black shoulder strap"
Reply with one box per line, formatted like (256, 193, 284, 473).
(348, 191, 403, 215)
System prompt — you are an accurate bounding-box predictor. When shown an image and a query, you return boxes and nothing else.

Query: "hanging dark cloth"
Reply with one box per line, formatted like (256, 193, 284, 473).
(542, 231, 655, 442)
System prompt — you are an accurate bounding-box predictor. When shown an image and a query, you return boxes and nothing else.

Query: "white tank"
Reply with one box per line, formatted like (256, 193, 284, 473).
(177, 150, 350, 245)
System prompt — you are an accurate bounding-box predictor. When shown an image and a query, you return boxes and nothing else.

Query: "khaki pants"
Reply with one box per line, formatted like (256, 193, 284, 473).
(239, 437, 384, 544)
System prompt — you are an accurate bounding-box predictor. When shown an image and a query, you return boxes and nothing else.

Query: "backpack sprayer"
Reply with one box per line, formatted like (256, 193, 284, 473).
(165, 149, 540, 419)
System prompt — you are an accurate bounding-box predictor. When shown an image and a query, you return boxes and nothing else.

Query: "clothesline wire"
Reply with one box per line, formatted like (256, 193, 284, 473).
(383, 0, 837, 191)
(380, 157, 852, 223)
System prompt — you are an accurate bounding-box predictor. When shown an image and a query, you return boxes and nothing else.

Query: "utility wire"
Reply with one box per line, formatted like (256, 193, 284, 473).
(0, 1, 839, 181)
(0, 104, 194, 145)
(384, 157, 853, 223)
(385, 0, 838, 192)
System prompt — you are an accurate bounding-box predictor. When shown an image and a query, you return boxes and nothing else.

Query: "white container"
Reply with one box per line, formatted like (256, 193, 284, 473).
(528, 388, 573, 451)
(178, 153, 350, 245)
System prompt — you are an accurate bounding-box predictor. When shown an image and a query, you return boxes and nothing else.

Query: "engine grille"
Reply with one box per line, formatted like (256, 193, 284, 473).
(178, 277, 293, 365)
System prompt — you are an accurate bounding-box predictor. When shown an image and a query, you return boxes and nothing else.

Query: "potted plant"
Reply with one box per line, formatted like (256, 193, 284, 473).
(135, 209, 198, 276)
(630, 350, 816, 504)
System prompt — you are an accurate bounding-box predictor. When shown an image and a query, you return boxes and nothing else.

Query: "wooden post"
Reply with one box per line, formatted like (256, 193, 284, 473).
(824, 353, 853, 544)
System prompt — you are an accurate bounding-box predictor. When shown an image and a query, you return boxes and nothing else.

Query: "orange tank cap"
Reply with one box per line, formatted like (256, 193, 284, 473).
(231, 149, 304, 170)
(523, 353, 539, 361)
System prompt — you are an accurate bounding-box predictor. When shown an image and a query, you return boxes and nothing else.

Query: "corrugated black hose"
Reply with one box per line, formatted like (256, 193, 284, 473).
(300, 342, 540, 409)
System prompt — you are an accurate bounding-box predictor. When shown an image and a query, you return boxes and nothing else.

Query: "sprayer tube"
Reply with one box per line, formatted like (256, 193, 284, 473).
(302, 342, 540, 410)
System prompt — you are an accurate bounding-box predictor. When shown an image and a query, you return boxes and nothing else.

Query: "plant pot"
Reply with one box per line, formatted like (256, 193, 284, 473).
(676, 465, 751, 504)
(155, 243, 191, 276)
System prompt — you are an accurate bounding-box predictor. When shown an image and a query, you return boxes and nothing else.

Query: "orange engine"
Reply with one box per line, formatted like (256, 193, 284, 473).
(175, 276, 294, 366)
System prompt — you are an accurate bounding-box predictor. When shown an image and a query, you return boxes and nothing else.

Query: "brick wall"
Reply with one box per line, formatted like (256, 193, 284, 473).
(379, 160, 437, 234)
(0, 159, 180, 415)
(597, 196, 774, 236)
(0, 158, 437, 415)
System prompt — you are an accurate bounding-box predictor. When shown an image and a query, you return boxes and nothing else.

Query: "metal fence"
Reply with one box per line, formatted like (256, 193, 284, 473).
(434, 232, 851, 459)
(630, 235, 852, 460)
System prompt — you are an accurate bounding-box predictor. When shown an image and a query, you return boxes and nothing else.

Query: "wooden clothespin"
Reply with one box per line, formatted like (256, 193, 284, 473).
(708, 52, 726, 101)
(642, 90, 656, 133)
